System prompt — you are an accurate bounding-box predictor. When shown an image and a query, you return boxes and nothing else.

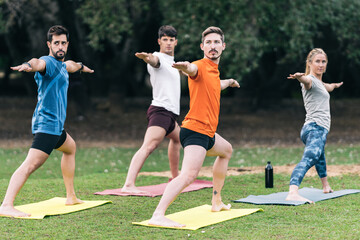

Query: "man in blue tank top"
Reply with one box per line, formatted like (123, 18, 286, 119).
(0, 25, 94, 217)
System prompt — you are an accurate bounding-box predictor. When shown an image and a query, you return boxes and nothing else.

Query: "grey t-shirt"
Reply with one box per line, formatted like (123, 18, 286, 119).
(301, 75, 331, 131)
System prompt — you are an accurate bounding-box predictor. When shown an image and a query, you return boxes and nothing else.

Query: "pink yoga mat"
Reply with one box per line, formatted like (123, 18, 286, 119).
(94, 179, 213, 197)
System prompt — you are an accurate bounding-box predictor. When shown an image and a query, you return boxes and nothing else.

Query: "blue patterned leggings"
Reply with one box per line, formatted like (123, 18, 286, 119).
(289, 122, 329, 186)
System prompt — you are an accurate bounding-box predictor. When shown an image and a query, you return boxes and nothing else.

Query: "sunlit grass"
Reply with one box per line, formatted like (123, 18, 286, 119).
(0, 145, 359, 239)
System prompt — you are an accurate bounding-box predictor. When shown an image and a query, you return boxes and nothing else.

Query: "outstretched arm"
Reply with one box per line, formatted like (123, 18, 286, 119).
(172, 61, 198, 77)
(288, 72, 312, 90)
(135, 52, 160, 68)
(220, 79, 240, 90)
(10, 58, 46, 73)
(323, 82, 343, 92)
(65, 60, 94, 73)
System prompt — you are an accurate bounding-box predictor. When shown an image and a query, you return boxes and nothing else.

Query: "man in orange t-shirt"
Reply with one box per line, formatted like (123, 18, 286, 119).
(149, 26, 240, 228)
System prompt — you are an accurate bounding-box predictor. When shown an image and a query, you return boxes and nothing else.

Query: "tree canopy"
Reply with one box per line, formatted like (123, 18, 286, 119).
(0, 0, 359, 107)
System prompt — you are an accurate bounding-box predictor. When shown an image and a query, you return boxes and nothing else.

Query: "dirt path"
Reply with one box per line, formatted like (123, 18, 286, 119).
(139, 164, 360, 178)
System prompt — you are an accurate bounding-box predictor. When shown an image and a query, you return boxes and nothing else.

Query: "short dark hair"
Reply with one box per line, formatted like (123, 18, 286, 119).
(201, 26, 224, 43)
(47, 25, 69, 42)
(158, 25, 177, 39)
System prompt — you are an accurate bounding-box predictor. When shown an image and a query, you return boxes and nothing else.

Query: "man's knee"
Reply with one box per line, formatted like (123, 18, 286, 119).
(69, 138, 77, 153)
(64, 138, 77, 155)
(28, 163, 42, 174)
(179, 171, 198, 185)
(143, 142, 159, 155)
(223, 142, 233, 159)
(22, 159, 45, 175)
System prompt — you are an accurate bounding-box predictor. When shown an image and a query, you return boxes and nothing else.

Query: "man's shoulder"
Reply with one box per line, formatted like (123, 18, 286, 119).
(153, 51, 165, 59)
(192, 58, 204, 64)
(192, 58, 207, 70)
(39, 55, 53, 62)
(39, 56, 58, 66)
(37, 56, 64, 77)
(154, 52, 174, 61)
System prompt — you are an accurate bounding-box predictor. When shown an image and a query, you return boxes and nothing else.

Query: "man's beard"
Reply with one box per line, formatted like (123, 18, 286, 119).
(209, 55, 220, 60)
(208, 53, 221, 60)
(208, 50, 220, 60)
(52, 49, 66, 60)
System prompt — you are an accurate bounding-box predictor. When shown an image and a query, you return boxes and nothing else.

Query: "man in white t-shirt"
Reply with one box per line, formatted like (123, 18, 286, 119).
(121, 26, 181, 194)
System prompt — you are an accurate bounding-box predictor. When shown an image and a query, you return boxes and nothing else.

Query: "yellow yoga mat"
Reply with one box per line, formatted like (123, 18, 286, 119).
(2, 197, 111, 219)
(133, 204, 263, 230)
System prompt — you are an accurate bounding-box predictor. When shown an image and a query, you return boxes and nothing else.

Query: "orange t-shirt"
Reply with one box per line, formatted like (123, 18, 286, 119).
(181, 58, 221, 137)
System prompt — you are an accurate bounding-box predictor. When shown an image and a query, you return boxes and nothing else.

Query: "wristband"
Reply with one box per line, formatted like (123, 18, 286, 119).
(23, 62, 31, 68)
(77, 62, 84, 71)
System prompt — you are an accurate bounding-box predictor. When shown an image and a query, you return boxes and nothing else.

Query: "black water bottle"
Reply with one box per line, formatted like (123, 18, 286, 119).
(265, 161, 273, 188)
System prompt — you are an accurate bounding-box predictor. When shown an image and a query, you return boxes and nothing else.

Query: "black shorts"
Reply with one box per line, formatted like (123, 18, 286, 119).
(31, 130, 67, 155)
(147, 105, 178, 136)
(180, 128, 215, 150)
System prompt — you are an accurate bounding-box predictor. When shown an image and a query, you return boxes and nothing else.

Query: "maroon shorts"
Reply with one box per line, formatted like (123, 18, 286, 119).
(147, 105, 178, 136)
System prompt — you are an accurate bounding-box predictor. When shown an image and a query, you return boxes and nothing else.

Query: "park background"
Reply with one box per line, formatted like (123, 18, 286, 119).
(0, 0, 359, 146)
(0, 1, 359, 239)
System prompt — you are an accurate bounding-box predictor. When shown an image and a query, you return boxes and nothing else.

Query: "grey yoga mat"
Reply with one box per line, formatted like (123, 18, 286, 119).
(232, 187, 360, 206)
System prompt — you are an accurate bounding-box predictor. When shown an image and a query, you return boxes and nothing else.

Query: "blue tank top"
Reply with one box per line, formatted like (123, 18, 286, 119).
(32, 56, 69, 135)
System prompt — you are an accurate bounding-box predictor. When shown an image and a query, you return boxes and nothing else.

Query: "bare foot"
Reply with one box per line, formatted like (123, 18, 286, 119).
(148, 215, 185, 228)
(212, 202, 231, 212)
(0, 205, 31, 217)
(321, 177, 333, 193)
(121, 186, 150, 195)
(286, 192, 314, 204)
(323, 187, 334, 194)
(65, 197, 84, 205)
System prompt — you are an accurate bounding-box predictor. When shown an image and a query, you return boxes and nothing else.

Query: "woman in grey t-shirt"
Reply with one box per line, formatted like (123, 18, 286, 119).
(286, 48, 343, 203)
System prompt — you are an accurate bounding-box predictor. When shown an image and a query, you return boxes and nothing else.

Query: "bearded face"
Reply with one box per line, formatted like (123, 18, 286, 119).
(201, 33, 225, 62)
(47, 34, 68, 61)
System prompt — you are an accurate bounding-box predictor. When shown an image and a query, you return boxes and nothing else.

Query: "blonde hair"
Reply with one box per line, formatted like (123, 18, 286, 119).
(305, 48, 328, 75)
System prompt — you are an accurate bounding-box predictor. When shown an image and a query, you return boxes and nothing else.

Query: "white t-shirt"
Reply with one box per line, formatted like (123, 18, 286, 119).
(301, 75, 331, 131)
(147, 51, 181, 115)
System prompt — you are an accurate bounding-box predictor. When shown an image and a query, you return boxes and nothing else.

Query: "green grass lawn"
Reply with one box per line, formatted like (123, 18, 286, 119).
(0, 145, 359, 239)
